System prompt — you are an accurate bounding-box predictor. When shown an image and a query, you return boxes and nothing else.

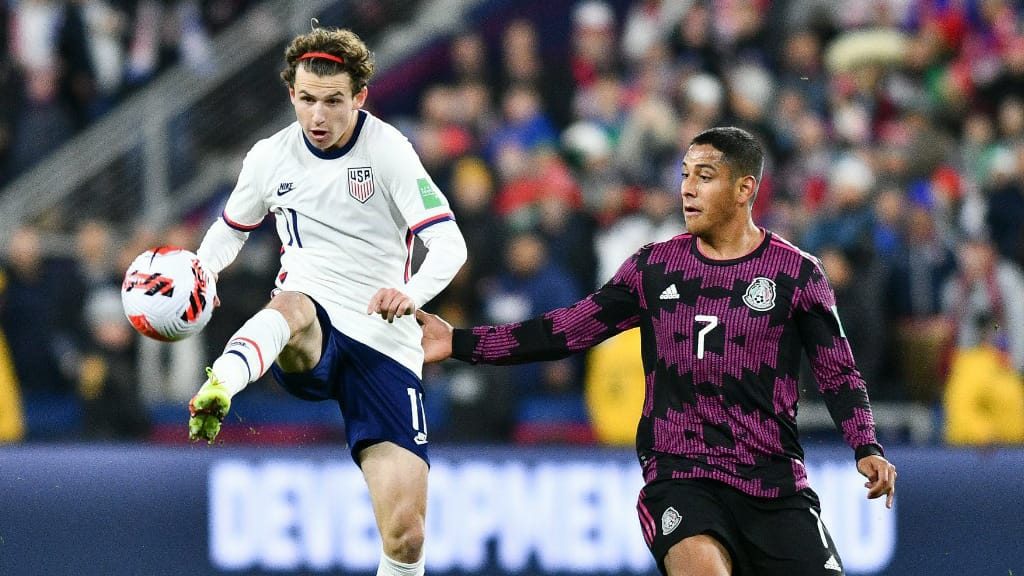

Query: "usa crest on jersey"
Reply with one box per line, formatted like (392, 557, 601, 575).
(348, 167, 374, 203)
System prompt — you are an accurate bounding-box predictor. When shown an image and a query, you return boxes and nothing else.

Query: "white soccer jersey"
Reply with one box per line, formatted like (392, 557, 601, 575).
(214, 110, 460, 376)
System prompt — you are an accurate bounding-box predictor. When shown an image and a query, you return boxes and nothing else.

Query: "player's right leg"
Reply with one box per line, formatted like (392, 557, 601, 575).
(189, 291, 321, 442)
(638, 479, 743, 576)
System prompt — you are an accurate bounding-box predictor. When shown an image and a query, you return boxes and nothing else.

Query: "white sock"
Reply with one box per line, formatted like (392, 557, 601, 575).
(376, 553, 424, 576)
(211, 309, 291, 396)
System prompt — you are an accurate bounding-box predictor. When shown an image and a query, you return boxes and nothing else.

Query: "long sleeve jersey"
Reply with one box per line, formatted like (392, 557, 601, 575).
(452, 231, 882, 497)
(198, 111, 466, 376)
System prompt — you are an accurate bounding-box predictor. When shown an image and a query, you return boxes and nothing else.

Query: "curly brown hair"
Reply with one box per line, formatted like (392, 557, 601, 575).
(280, 27, 375, 91)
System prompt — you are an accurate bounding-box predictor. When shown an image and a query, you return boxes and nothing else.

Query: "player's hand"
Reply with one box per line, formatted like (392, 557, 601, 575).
(367, 288, 415, 323)
(203, 265, 220, 308)
(857, 454, 897, 509)
(415, 309, 453, 363)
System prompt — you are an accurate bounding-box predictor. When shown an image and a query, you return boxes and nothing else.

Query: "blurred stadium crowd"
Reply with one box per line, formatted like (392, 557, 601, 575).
(1, 0, 1023, 448)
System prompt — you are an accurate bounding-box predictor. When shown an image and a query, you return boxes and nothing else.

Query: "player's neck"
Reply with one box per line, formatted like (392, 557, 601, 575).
(326, 109, 361, 152)
(696, 221, 763, 260)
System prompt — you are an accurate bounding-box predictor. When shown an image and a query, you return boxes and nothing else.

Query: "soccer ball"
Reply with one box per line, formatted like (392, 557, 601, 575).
(121, 247, 217, 342)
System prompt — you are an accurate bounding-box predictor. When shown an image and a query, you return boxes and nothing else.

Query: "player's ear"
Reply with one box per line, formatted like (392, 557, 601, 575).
(736, 175, 757, 205)
(353, 85, 368, 109)
(288, 86, 296, 103)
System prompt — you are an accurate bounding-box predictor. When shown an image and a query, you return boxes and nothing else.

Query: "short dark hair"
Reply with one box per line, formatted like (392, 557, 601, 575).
(690, 127, 765, 203)
(281, 27, 375, 91)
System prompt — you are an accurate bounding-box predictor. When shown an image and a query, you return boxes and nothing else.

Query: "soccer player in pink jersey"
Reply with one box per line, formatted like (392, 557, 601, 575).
(418, 127, 896, 576)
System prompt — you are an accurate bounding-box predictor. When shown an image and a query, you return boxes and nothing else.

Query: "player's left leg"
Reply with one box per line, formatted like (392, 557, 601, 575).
(731, 490, 845, 576)
(360, 442, 428, 575)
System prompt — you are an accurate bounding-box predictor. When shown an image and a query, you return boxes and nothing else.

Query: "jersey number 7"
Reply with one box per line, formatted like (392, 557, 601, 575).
(694, 315, 723, 359)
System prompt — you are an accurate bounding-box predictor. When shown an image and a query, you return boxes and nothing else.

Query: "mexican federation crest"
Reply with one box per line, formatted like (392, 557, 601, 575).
(661, 507, 681, 535)
(743, 277, 776, 311)
(348, 167, 375, 203)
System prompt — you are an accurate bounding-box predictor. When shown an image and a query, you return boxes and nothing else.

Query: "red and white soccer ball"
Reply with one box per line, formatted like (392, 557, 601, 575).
(121, 247, 217, 342)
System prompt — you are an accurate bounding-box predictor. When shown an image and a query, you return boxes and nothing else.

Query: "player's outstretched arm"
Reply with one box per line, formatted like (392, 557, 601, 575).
(416, 309, 453, 363)
(857, 454, 897, 509)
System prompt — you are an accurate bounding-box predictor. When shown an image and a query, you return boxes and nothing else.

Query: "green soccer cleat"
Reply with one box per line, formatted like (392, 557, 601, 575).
(188, 367, 231, 443)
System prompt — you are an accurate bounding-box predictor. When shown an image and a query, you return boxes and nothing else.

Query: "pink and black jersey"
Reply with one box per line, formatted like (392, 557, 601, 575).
(451, 230, 882, 498)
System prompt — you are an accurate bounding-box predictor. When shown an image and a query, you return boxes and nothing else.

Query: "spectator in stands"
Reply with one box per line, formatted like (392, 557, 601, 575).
(942, 235, 1024, 373)
(482, 232, 586, 433)
(485, 83, 559, 164)
(415, 84, 474, 184)
(882, 202, 958, 402)
(616, 41, 680, 179)
(983, 146, 1024, 267)
(574, 73, 629, 145)
(498, 18, 574, 130)
(58, 0, 100, 130)
(451, 80, 499, 148)
(569, 1, 622, 90)
(804, 154, 878, 254)
(74, 0, 130, 119)
(534, 192, 599, 293)
(7, 67, 75, 179)
(620, 0, 688, 65)
(777, 110, 830, 212)
(723, 62, 776, 152)
(777, 30, 828, 114)
(447, 31, 494, 89)
(444, 157, 507, 289)
(0, 227, 77, 397)
(594, 186, 682, 287)
(889, 204, 958, 319)
(561, 120, 626, 216)
(79, 287, 149, 439)
(493, 145, 582, 224)
(871, 186, 905, 263)
(669, 2, 721, 78)
(678, 72, 723, 134)
(981, 36, 1024, 113)
(75, 220, 121, 291)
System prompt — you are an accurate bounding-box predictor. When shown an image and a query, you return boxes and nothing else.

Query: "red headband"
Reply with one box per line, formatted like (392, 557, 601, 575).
(298, 51, 345, 65)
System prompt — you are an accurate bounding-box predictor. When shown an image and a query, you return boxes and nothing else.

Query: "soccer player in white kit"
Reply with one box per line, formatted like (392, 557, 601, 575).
(187, 26, 467, 576)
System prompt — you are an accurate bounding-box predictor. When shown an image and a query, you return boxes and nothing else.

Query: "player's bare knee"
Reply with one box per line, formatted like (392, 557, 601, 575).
(380, 515, 424, 563)
(665, 534, 732, 576)
(266, 291, 316, 335)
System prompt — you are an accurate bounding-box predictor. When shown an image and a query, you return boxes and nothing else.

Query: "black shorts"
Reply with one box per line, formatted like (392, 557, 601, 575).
(637, 478, 844, 576)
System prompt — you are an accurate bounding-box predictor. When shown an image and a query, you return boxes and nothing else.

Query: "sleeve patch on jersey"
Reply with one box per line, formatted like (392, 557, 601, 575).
(348, 167, 375, 203)
(417, 178, 443, 209)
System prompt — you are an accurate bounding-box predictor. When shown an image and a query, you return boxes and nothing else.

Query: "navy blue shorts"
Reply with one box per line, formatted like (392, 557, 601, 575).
(270, 298, 429, 466)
